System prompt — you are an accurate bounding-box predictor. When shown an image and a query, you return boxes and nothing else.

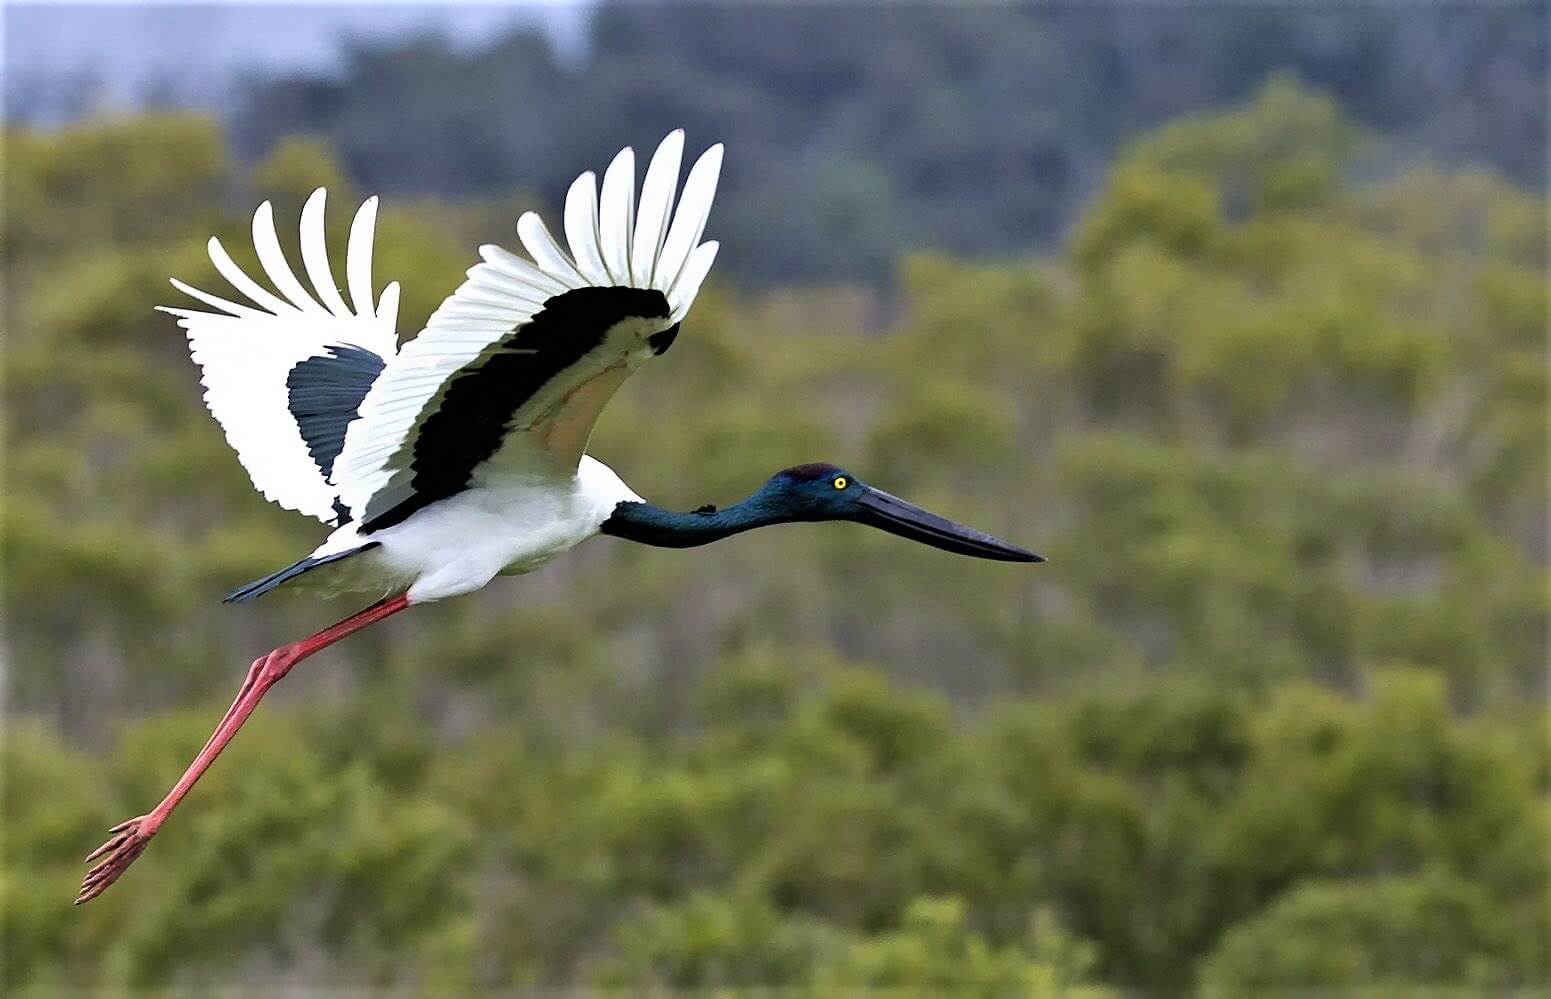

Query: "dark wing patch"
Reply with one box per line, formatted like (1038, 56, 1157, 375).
(359, 286, 671, 534)
(287, 344, 386, 480)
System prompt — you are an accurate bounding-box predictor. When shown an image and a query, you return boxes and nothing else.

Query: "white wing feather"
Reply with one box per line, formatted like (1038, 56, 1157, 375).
(346, 197, 385, 319)
(655, 143, 722, 295)
(334, 131, 723, 523)
(252, 202, 325, 315)
(517, 212, 587, 287)
(669, 240, 720, 318)
(564, 171, 611, 286)
(300, 189, 354, 316)
(631, 129, 684, 287)
(162, 189, 399, 523)
(598, 146, 636, 284)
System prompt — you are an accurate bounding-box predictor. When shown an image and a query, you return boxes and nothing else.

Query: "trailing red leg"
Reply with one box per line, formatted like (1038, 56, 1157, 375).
(76, 594, 410, 905)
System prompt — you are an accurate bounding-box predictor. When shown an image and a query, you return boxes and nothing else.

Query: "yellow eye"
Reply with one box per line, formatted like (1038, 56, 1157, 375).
(833, 476, 848, 490)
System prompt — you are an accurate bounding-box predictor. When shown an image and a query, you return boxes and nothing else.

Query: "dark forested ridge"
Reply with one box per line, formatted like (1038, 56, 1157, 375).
(233, 4, 1548, 282)
(4, 75, 1547, 990)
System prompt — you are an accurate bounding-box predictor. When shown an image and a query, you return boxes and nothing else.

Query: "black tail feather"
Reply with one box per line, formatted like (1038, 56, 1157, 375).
(223, 543, 379, 604)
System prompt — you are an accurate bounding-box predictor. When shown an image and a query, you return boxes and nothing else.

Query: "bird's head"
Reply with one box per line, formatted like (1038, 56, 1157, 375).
(757, 463, 1043, 563)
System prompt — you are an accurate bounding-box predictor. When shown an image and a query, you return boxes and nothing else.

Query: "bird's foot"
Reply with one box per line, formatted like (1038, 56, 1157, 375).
(76, 815, 157, 905)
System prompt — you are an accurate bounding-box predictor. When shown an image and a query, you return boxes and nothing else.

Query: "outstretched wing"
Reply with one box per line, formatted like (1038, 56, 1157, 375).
(161, 190, 400, 524)
(334, 130, 722, 533)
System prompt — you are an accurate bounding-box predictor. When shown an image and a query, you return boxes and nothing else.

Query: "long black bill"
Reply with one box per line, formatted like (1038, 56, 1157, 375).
(851, 488, 1044, 563)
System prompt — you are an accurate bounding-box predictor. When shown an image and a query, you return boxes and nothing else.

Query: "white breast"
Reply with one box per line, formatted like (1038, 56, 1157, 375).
(315, 455, 643, 604)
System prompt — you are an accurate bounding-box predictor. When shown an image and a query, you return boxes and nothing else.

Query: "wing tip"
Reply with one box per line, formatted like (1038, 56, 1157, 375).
(351, 195, 381, 231)
(689, 142, 725, 186)
(652, 129, 686, 169)
(377, 281, 402, 325)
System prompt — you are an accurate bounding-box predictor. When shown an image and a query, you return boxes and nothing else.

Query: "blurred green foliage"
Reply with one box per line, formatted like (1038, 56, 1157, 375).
(4, 82, 1546, 992)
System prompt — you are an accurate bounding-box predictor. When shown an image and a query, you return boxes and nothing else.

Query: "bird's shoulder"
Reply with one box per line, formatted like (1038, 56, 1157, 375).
(576, 455, 644, 517)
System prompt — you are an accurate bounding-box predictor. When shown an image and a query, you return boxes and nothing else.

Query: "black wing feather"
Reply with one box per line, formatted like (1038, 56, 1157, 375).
(287, 344, 387, 481)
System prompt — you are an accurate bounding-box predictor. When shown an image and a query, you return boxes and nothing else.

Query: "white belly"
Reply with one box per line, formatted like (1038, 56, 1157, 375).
(309, 456, 642, 604)
(386, 488, 593, 601)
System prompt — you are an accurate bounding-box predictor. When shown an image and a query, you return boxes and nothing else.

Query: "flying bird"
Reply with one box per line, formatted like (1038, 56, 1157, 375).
(78, 131, 1041, 904)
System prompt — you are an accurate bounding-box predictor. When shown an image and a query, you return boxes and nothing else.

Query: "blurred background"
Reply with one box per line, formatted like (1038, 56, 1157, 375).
(3, 2, 1547, 993)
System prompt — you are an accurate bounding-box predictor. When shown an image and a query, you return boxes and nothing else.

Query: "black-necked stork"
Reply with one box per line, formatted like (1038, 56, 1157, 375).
(78, 131, 1041, 904)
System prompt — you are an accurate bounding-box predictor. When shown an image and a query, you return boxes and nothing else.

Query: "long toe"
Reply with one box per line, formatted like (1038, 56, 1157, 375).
(76, 816, 153, 905)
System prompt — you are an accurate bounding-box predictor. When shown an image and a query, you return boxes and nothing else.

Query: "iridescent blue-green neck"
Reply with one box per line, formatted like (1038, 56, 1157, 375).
(599, 492, 800, 549)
